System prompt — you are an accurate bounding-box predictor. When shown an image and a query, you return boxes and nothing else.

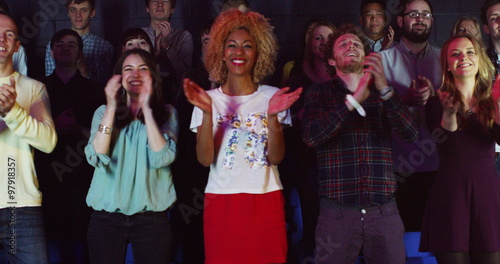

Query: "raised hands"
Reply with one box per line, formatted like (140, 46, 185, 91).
(104, 75, 122, 110)
(268, 87, 303, 116)
(155, 21, 172, 55)
(381, 25, 394, 51)
(408, 76, 434, 106)
(438, 90, 459, 116)
(183, 78, 212, 114)
(0, 76, 17, 117)
(363, 52, 388, 92)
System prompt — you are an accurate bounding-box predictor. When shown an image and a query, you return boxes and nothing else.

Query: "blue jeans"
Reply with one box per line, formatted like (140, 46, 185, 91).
(0, 207, 49, 264)
(87, 210, 172, 264)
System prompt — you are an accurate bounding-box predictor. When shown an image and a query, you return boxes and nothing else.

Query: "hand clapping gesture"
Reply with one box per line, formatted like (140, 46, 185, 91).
(268, 87, 303, 116)
(0, 76, 17, 117)
(183, 78, 212, 114)
(408, 76, 434, 106)
(104, 75, 123, 110)
(438, 90, 459, 117)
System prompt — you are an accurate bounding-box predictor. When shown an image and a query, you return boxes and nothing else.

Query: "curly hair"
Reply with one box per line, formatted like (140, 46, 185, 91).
(204, 9, 278, 84)
(113, 49, 167, 129)
(439, 34, 495, 131)
(303, 20, 336, 70)
(323, 23, 370, 77)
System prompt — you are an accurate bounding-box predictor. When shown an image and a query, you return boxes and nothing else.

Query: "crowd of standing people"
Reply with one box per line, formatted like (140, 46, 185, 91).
(0, 0, 499, 264)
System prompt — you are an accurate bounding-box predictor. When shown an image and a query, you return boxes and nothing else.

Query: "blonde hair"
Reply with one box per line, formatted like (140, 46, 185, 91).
(440, 34, 495, 131)
(204, 9, 278, 84)
(450, 16, 482, 43)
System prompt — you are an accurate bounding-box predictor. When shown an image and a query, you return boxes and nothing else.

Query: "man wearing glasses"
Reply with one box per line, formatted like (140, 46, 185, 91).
(380, 0, 441, 233)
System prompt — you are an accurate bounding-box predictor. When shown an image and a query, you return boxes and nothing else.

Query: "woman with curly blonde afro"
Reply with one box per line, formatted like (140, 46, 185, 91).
(183, 9, 302, 264)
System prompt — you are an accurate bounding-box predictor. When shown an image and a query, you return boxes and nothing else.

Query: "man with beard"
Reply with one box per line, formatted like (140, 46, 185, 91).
(302, 24, 418, 264)
(482, 0, 500, 74)
(359, 0, 395, 52)
(380, 0, 441, 232)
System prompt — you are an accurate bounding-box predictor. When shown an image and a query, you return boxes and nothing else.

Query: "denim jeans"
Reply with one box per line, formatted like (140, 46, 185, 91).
(0, 206, 49, 264)
(87, 210, 172, 264)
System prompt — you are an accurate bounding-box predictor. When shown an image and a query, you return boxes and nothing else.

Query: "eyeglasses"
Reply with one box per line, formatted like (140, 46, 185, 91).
(403, 11, 433, 19)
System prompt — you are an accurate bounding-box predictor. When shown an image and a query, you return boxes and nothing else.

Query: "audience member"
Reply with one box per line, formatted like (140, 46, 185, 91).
(420, 34, 500, 264)
(451, 16, 482, 42)
(359, 0, 395, 52)
(120, 28, 154, 54)
(283, 19, 335, 263)
(481, 0, 500, 179)
(482, 0, 500, 74)
(302, 23, 418, 263)
(280, 19, 322, 87)
(85, 49, 178, 263)
(0, 12, 57, 264)
(380, 0, 441, 231)
(183, 9, 301, 263)
(142, 0, 193, 88)
(0, 0, 26, 76)
(35, 28, 104, 263)
(44, 0, 113, 85)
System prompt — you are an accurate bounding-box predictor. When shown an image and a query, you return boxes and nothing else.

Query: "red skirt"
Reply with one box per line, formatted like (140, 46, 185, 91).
(204, 190, 287, 264)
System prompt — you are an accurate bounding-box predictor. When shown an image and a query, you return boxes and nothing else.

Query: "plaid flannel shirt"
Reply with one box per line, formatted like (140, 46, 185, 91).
(302, 77, 418, 207)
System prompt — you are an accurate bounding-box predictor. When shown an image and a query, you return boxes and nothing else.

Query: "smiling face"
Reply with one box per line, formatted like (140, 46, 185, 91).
(329, 33, 365, 74)
(361, 2, 386, 40)
(311, 25, 334, 60)
(446, 37, 478, 80)
(0, 14, 20, 65)
(146, 0, 174, 22)
(223, 28, 257, 78)
(121, 54, 152, 97)
(67, 1, 95, 32)
(51, 35, 80, 66)
(398, 0, 433, 44)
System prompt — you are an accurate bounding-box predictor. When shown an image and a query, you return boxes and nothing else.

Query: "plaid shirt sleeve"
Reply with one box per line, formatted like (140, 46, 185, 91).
(302, 81, 351, 147)
(45, 42, 55, 76)
(381, 89, 419, 142)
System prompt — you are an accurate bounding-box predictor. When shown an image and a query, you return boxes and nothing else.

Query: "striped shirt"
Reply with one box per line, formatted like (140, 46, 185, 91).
(302, 77, 418, 207)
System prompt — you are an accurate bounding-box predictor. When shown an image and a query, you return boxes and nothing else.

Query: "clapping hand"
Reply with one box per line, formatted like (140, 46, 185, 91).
(268, 87, 302, 116)
(0, 76, 17, 117)
(183, 78, 212, 114)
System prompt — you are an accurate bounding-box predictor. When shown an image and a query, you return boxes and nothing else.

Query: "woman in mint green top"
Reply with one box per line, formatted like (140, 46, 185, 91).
(85, 49, 178, 264)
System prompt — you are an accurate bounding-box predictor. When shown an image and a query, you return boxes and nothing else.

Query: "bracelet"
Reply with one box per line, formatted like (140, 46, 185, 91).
(345, 94, 366, 117)
(379, 86, 394, 101)
(98, 124, 113, 134)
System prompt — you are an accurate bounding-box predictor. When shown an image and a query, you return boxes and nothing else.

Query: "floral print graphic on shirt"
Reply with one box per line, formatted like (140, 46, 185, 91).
(217, 112, 269, 170)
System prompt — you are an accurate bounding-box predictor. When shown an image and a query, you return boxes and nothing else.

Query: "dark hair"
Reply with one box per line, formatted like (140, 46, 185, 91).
(0, 0, 10, 13)
(360, 0, 386, 14)
(201, 18, 215, 36)
(66, 0, 95, 10)
(398, 0, 433, 16)
(120, 28, 153, 51)
(50, 29, 83, 53)
(323, 23, 370, 77)
(481, 0, 500, 25)
(113, 49, 167, 129)
(144, 0, 177, 9)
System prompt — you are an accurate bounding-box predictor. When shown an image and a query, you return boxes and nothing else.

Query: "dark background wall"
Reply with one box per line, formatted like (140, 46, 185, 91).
(5, 0, 482, 83)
